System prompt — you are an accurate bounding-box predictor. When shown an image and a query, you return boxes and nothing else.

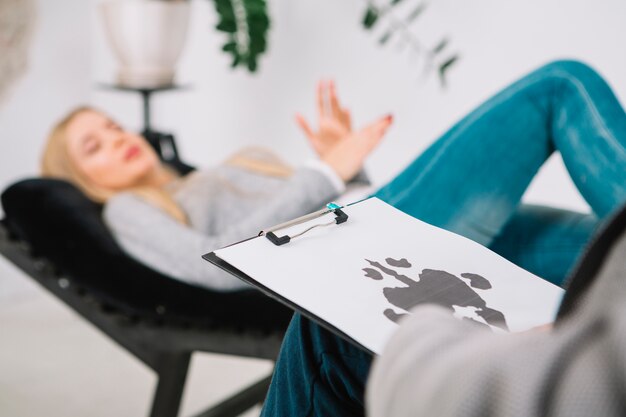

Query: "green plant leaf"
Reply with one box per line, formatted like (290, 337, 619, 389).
(432, 38, 448, 54)
(405, 2, 427, 24)
(231, 54, 241, 68)
(359, 0, 461, 89)
(210, 0, 270, 73)
(438, 55, 459, 86)
(216, 20, 237, 33)
(222, 41, 237, 52)
(379, 30, 393, 45)
(362, 5, 379, 29)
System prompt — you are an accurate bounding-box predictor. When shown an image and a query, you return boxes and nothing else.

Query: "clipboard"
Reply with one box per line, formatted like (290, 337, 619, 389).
(203, 199, 373, 354)
(202, 197, 565, 355)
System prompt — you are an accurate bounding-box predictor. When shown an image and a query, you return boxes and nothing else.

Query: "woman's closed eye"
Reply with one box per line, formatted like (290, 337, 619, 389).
(83, 136, 101, 155)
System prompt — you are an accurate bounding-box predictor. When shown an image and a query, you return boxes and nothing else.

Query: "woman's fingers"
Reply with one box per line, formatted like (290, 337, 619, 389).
(330, 81, 353, 130)
(340, 108, 352, 130)
(316, 80, 352, 132)
(360, 115, 393, 147)
(295, 113, 314, 140)
(296, 113, 325, 155)
(329, 80, 342, 118)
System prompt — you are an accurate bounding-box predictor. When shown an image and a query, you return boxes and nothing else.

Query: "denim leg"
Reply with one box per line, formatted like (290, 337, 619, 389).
(489, 204, 599, 287)
(375, 60, 626, 249)
(261, 314, 372, 417)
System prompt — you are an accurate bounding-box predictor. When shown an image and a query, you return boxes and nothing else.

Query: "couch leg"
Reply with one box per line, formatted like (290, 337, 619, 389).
(192, 374, 272, 417)
(149, 352, 192, 417)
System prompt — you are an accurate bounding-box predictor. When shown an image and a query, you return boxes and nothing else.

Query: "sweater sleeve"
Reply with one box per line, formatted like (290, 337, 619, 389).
(103, 166, 341, 291)
(366, 304, 625, 417)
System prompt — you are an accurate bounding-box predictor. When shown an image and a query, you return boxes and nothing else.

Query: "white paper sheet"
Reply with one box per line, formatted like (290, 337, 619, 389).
(213, 198, 564, 354)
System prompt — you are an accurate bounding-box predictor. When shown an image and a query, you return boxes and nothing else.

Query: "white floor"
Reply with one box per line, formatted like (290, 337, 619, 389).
(0, 257, 272, 417)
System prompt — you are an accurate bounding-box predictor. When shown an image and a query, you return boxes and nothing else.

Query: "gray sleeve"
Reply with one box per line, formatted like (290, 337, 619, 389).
(350, 169, 371, 186)
(367, 304, 625, 417)
(103, 166, 341, 291)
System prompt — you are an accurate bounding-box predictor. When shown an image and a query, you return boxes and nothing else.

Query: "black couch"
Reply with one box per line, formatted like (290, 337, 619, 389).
(0, 176, 293, 417)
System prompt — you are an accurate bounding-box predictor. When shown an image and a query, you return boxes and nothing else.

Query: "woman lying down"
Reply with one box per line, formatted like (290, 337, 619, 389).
(41, 81, 389, 292)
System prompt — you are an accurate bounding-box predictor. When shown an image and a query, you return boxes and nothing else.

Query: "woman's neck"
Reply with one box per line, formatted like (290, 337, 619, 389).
(141, 164, 179, 188)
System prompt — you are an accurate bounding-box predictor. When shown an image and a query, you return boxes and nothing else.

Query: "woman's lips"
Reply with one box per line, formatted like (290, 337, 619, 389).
(125, 145, 141, 161)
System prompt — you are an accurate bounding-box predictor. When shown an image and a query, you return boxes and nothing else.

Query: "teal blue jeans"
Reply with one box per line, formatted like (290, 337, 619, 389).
(261, 60, 626, 417)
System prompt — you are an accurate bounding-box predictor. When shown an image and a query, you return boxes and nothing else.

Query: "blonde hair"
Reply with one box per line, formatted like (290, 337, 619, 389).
(41, 106, 294, 224)
(225, 146, 293, 178)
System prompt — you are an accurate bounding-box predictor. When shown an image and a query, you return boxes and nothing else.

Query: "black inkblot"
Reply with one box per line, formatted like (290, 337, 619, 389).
(362, 268, 383, 280)
(461, 273, 492, 290)
(385, 257, 412, 268)
(366, 259, 415, 287)
(383, 308, 407, 323)
(364, 259, 509, 331)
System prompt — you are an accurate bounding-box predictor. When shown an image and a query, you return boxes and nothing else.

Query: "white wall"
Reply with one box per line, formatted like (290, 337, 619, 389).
(0, 0, 91, 200)
(91, 0, 626, 213)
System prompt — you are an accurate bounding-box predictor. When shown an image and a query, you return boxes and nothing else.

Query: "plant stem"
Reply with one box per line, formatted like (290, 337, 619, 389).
(362, 0, 436, 63)
(232, 0, 250, 56)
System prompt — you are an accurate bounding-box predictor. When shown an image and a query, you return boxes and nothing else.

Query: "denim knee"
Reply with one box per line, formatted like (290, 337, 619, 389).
(531, 59, 602, 87)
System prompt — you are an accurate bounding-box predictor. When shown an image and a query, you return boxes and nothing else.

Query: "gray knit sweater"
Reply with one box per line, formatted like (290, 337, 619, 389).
(103, 163, 347, 291)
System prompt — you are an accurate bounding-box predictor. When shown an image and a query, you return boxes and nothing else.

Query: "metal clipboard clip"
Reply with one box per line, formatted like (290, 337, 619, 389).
(259, 202, 349, 246)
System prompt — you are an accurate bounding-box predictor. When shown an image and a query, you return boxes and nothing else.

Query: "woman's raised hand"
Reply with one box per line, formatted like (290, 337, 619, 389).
(322, 114, 393, 182)
(296, 80, 393, 182)
(295, 80, 352, 158)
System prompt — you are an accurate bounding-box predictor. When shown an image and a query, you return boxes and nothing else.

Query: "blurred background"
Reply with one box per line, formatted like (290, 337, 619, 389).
(1, 0, 625, 415)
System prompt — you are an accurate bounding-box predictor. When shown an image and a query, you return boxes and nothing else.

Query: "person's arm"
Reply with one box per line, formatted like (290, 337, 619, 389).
(104, 166, 341, 291)
(367, 304, 623, 417)
(103, 79, 391, 291)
